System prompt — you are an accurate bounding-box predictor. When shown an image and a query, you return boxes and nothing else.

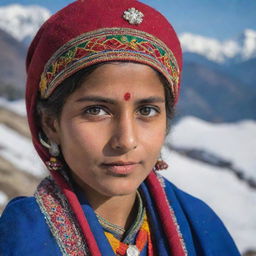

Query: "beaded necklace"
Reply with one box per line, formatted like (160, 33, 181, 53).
(104, 214, 153, 256)
(96, 191, 154, 255)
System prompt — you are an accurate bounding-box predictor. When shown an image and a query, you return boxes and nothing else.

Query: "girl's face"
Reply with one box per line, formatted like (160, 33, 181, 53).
(47, 63, 167, 198)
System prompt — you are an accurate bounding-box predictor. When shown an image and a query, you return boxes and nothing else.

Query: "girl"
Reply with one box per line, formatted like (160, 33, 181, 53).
(0, 0, 240, 255)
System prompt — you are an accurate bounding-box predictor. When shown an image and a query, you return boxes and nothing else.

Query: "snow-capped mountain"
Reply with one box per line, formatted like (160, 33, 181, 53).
(0, 4, 51, 43)
(0, 4, 255, 65)
(238, 29, 256, 60)
(179, 29, 256, 64)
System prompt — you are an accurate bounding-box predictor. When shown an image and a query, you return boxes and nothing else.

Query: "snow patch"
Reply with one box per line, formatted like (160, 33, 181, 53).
(0, 191, 8, 205)
(0, 124, 46, 177)
(161, 150, 256, 254)
(168, 116, 256, 181)
(0, 98, 26, 116)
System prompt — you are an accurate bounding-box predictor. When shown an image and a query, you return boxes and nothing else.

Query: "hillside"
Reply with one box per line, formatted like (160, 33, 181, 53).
(0, 105, 45, 213)
(0, 28, 26, 95)
(176, 60, 256, 122)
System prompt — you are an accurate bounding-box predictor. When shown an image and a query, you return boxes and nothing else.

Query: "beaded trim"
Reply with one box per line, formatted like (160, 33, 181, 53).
(96, 191, 145, 242)
(39, 27, 180, 100)
(34, 174, 187, 255)
(35, 177, 89, 256)
(96, 213, 126, 238)
(123, 191, 145, 244)
(156, 173, 188, 256)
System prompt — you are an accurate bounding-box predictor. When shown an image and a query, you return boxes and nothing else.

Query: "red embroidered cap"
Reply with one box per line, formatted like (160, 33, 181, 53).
(26, 0, 182, 162)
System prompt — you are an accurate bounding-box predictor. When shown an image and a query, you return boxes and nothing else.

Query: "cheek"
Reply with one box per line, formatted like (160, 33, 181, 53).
(139, 121, 166, 158)
(59, 121, 106, 160)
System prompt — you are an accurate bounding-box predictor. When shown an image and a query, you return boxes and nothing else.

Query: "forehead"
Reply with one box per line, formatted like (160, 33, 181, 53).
(71, 62, 165, 99)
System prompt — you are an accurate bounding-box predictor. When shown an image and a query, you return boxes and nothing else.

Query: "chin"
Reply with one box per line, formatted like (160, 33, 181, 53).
(100, 180, 141, 197)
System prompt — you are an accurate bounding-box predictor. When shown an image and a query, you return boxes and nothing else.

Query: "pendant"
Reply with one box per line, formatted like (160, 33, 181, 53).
(126, 245, 140, 256)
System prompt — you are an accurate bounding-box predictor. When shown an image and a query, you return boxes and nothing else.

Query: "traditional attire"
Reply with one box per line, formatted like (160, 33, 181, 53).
(0, 172, 240, 255)
(0, 0, 241, 255)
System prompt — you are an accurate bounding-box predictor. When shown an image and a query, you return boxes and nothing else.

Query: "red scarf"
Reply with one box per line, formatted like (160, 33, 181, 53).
(49, 171, 187, 256)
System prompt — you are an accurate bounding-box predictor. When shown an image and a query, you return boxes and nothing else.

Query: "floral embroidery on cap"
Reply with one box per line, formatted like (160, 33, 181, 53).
(39, 28, 180, 100)
(123, 7, 144, 25)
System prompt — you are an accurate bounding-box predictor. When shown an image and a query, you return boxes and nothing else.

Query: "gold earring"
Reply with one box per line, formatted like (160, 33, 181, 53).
(46, 157, 62, 171)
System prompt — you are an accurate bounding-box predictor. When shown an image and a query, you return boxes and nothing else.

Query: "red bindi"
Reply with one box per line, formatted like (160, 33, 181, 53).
(124, 92, 131, 101)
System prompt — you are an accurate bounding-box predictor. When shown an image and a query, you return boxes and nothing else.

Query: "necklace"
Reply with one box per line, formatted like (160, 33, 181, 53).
(96, 191, 144, 241)
(95, 191, 153, 255)
(96, 213, 126, 237)
(104, 213, 153, 256)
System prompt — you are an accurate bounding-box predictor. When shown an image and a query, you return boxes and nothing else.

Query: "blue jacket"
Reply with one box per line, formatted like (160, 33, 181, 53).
(0, 177, 240, 255)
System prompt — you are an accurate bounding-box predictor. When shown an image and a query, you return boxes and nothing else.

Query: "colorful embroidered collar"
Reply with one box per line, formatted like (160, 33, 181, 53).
(35, 172, 188, 256)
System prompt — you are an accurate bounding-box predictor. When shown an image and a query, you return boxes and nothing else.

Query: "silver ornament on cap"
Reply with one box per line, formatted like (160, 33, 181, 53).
(123, 7, 144, 25)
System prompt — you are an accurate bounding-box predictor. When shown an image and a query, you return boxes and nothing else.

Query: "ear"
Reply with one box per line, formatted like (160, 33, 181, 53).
(40, 111, 61, 145)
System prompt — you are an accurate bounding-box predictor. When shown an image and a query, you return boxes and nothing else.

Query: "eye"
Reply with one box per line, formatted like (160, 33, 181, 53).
(138, 106, 159, 117)
(83, 106, 109, 116)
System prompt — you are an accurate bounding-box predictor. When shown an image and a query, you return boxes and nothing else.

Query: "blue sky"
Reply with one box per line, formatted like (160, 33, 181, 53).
(0, 0, 255, 40)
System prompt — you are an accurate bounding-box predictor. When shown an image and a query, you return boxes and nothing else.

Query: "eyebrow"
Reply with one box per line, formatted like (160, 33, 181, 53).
(76, 96, 165, 104)
(137, 96, 165, 104)
(76, 96, 115, 104)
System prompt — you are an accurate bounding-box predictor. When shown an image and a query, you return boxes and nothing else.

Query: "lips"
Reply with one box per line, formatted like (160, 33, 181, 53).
(103, 161, 137, 166)
(101, 161, 139, 175)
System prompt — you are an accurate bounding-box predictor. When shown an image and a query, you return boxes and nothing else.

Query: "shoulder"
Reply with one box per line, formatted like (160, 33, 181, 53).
(0, 196, 61, 255)
(1, 196, 39, 216)
(0, 196, 40, 228)
(0, 196, 44, 231)
(160, 176, 241, 255)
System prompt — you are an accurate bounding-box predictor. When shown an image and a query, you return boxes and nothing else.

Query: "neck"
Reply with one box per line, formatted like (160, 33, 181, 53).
(94, 193, 137, 230)
(73, 178, 137, 230)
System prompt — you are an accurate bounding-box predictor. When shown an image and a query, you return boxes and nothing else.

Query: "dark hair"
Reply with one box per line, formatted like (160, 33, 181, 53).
(37, 62, 175, 133)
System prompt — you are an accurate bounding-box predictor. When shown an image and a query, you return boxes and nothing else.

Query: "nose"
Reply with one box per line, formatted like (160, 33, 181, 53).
(109, 113, 138, 153)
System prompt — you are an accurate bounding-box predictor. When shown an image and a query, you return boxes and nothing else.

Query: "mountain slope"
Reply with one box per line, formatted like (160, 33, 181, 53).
(0, 28, 26, 93)
(227, 57, 256, 90)
(176, 60, 256, 122)
(0, 4, 51, 44)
